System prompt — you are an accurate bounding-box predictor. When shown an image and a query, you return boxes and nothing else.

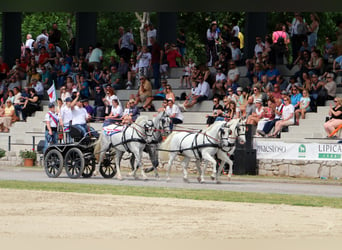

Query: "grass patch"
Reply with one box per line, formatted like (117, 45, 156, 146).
(1, 180, 342, 209)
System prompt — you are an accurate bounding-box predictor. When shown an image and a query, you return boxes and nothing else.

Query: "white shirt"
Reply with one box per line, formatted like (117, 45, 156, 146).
(72, 106, 88, 125)
(89, 48, 103, 63)
(110, 105, 123, 117)
(232, 25, 240, 37)
(138, 52, 151, 68)
(198, 81, 210, 97)
(227, 68, 240, 82)
(191, 86, 201, 95)
(44, 111, 59, 128)
(147, 29, 157, 46)
(216, 73, 226, 82)
(282, 104, 295, 123)
(60, 105, 73, 126)
(25, 38, 35, 50)
(36, 34, 49, 44)
(166, 104, 183, 121)
(33, 81, 44, 96)
(254, 42, 265, 57)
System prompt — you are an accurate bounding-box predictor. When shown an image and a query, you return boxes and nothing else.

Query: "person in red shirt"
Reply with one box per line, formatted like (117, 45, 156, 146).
(38, 46, 50, 65)
(165, 43, 182, 68)
(0, 56, 9, 79)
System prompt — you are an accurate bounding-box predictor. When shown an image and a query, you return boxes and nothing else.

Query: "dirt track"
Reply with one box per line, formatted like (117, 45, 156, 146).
(1, 189, 342, 240)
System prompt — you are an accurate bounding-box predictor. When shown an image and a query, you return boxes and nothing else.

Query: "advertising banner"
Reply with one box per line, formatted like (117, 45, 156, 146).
(254, 141, 342, 161)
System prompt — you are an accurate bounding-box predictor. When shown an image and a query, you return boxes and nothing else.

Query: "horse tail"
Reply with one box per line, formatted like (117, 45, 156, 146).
(94, 132, 103, 161)
(159, 131, 176, 162)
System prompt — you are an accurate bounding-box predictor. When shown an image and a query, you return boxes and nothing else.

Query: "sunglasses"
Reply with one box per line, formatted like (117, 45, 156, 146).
(140, 78, 145, 80)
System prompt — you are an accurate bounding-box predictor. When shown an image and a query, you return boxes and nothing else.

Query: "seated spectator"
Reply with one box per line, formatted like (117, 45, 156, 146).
(317, 72, 337, 100)
(153, 79, 167, 100)
(128, 99, 140, 122)
(109, 65, 123, 90)
(307, 49, 324, 76)
(323, 97, 342, 137)
(272, 84, 282, 99)
(0, 100, 15, 132)
(21, 88, 41, 122)
(104, 99, 123, 126)
(265, 62, 280, 85)
(82, 99, 95, 122)
(237, 87, 249, 112)
(196, 74, 210, 103)
(261, 97, 284, 136)
(246, 98, 264, 126)
(260, 74, 274, 93)
(295, 88, 311, 124)
(290, 86, 302, 110)
(31, 78, 44, 100)
(165, 98, 183, 130)
(157, 99, 168, 113)
(117, 56, 129, 81)
(256, 99, 275, 137)
(230, 40, 242, 65)
(205, 97, 224, 126)
(276, 75, 288, 91)
(252, 84, 267, 106)
(269, 96, 295, 137)
(226, 87, 238, 103)
(78, 75, 90, 99)
(6, 90, 15, 104)
(212, 78, 226, 100)
(179, 80, 200, 111)
(224, 60, 240, 93)
(131, 75, 153, 111)
(333, 54, 342, 77)
(59, 86, 71, 103)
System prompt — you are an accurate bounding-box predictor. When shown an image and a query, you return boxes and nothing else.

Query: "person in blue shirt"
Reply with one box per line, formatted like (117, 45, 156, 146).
(266, 62, 280, 85)
(290, 86, 302, 110)
(79, 75, 90, 99)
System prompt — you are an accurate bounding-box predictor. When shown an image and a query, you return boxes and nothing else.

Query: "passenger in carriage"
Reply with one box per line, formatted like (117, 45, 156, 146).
(70, 92, 91, 137)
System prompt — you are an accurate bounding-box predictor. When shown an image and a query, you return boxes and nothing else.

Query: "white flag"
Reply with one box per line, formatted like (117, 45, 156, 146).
(47, 81, 56, 103)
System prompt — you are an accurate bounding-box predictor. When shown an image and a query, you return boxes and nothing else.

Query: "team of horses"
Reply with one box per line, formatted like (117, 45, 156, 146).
(94, 112, 246, 183)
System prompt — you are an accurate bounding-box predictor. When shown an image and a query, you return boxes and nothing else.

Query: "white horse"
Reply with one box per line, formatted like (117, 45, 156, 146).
(94, 115, 154, 180)
(159, 120, 232, 183)
(202, 118, 246, 183)
(130, 112, 171, 178)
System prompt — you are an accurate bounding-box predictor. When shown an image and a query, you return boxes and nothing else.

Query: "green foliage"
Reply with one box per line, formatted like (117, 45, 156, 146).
(19, 149, 37, 161)
(0, 148, 5, 159)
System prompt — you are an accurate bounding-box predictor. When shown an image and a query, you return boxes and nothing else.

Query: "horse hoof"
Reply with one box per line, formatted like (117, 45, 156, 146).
(155, 174, 160, 179)
(197, 177, 201, 183)
(200, 180, 205, 184)
(92, 170, 98, 177)
(117, 176, 123, 181)
(210, 175, 215, 181)
(166, 178, 171, 182)
(227, 174, 232, 181)
(216, 180, 222, 184)
(183, 178, 189, 183)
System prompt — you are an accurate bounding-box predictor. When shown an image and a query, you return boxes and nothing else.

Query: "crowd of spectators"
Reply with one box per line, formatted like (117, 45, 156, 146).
(0, 13, 342, 138)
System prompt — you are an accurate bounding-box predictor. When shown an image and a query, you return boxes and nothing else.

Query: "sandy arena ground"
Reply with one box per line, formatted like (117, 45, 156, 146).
(1, 188, 342, 240)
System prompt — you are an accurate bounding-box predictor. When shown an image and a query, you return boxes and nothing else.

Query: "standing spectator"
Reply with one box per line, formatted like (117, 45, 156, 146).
(165, 98, 183, 130)
(146, 23, 157, 52)
(306, 13, 320, 48)
(206, 22, 219, 67)
(93, 86, 105, 122)
(43, 103, 59, 153)
(176, 29, 186, 65)
(126, 57, 138, 89)
(150, 37, 162, 89)
(117, 26, 134, 63)
(88, 42, 103, 70)
(0, 56, 9, 80)
(287, 12, 306, 63)
(323, 97, 342, 137)
(165, 43, 182, 68)
(49, 23, 62, 47)
(137, 45, 151, 79)
(160, 44, 169, 79)
(269, 96, 295, 137)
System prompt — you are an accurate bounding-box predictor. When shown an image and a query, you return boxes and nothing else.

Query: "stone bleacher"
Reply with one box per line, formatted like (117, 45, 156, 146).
(1, 64, 341, 165)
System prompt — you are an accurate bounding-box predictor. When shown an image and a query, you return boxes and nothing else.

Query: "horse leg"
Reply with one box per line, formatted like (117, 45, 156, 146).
(195, 159, 204, 183)
(181, 156, 191, 183)
(216, 150, 232, 183)
(166, 152, 177, 182)
(115, 150, 124, 180)
(201, 152, 219, 182)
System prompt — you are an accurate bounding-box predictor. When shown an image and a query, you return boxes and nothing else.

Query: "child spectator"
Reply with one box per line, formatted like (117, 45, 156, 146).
(295, 88, 311, 124)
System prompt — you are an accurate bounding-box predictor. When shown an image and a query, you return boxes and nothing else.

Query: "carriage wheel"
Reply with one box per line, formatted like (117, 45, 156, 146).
(64, 148, 85, 179)
(44, 149, 64, 178)
(82, 157, 96, 178)
(99, 156, 117, 178)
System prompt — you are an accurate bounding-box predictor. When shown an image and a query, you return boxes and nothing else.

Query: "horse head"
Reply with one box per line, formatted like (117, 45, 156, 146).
(236, 118, 246, 144)
(154, 111, 172, 137)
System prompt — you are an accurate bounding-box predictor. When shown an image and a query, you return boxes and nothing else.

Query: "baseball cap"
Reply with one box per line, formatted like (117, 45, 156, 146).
(48, 103, 55, 108)
(237, 87, 243, 92)
(65, 97, 72, 102)
(255, 99, 262, 103)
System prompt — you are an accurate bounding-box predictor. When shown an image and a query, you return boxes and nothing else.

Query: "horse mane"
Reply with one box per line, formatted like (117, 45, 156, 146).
(135, 115, 149, 125)
(202, 120, 227, 133)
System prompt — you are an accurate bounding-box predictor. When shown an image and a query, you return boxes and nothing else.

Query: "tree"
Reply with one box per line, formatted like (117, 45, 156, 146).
(135, 12, 150, 46)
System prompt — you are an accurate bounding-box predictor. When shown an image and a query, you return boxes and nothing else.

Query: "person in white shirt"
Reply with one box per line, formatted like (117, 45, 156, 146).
(59, 97, 73, 143)
(137, 45, 151, 79)
(104, 99, 123, 126)
(43, 103, 59, 153)
(165, 98, 183, 130)
(70, 92, 90, 137)
(31, 79, 44, 99)
(146, 23, 157, 50)
(196, 74, 210, 103)
(269, 96, 295, 137)
(25, 34, 35, 51)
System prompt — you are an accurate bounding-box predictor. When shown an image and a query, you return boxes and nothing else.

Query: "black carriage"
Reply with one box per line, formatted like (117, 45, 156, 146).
(40, 125, 117, 179)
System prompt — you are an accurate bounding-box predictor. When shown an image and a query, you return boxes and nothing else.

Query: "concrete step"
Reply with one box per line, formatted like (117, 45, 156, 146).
(140, 111, 211, 124)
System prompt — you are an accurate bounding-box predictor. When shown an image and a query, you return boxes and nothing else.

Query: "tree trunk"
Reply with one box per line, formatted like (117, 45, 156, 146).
(135, 12, 150, 46)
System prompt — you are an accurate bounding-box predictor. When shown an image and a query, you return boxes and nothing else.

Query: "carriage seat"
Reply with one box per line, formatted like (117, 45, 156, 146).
(69, 125, 99, 144)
